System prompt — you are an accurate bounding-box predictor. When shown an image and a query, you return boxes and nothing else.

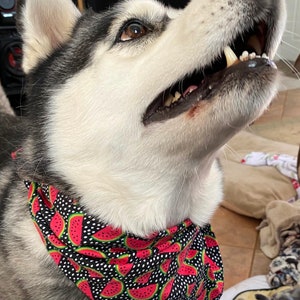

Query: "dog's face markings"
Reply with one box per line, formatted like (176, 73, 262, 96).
(17, 0, 286, 235)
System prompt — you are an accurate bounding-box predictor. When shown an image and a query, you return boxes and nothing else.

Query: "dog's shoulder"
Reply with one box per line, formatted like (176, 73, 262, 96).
(0, 113, 28, 167)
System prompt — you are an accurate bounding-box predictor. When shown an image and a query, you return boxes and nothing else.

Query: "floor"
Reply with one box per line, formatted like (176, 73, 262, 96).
(211, 65, 300, 290)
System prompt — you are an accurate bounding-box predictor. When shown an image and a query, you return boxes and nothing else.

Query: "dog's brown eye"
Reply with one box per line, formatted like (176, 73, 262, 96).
(120, 22, 148, 41)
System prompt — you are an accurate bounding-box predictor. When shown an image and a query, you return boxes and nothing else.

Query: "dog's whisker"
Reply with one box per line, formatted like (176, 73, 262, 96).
(222, 144, 239, 161)
(283, 30, 300, 39)
(179, 80, 184, 95)
(276, 52, 300, 79)
(33, 158, 44, 179)
(174, 171, 187, 205)
(281, 39, 300, 53)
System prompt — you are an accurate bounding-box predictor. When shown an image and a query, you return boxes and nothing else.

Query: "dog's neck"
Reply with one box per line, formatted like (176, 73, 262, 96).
(25, 180, 223, 300)
(74, 156, 223, 237)
(18, 139, 223, 237)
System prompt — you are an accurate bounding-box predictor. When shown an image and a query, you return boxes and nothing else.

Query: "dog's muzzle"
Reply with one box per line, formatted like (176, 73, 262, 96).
(142, 19, 277, 125)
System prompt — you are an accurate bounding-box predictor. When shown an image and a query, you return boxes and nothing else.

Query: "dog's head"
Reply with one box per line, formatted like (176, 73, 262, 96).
(17, 0, 286, 235)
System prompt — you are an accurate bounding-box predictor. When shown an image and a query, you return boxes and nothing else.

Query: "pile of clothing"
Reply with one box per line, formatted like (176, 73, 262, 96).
(268, 224, 300, 288)
(228, 150, 300, 300)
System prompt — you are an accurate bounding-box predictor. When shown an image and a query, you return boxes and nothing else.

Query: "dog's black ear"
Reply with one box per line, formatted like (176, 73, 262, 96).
(17, 0, 81, 74)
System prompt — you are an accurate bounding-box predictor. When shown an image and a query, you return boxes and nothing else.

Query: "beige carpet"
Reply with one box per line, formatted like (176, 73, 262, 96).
(250, 87, 300, 145)
(250, 118, 300, 145)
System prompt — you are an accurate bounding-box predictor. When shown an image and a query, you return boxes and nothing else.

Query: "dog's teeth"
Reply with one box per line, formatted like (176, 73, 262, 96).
(249, 52, 256, 60)
(164, 92, 182, 107)
(164, 94, 173, 107)
(172, 92, 182, 103)
(239, 51, 260, 62)
(240, 51, 249, 61)
(238, 50, 270, 63)
(224, 46, 238, 67)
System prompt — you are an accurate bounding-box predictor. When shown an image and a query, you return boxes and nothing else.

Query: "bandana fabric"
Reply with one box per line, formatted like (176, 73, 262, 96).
(25, 181, 223, 300)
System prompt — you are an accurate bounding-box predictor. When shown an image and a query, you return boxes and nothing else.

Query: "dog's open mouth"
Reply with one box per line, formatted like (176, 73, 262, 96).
(143, 20, 277, 125)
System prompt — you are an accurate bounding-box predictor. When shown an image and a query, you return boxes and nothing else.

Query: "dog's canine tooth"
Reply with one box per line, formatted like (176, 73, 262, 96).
(224, 46, 238, 67)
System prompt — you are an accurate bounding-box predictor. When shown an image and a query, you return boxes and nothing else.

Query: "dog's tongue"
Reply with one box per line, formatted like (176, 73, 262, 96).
(183, 85, 198, 97)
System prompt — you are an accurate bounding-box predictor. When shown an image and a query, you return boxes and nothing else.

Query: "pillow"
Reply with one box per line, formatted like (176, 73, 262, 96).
(220, 131, 298, 219)
(232, 286, 295, 300)
(221, 275, 269, 300)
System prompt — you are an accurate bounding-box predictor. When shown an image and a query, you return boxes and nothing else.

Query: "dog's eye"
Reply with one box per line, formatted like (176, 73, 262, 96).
(120, 22, 149, 41)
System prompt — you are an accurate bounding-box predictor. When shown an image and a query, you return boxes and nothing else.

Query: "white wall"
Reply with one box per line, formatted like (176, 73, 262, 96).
(277, 0, 300, 62)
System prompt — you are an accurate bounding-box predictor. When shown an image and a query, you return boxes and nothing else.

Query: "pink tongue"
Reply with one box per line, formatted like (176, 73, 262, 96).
(183, 85, 198, 97)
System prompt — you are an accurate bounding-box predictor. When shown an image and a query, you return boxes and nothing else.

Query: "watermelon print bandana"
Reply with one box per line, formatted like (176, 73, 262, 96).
(25, 181, 224, 300)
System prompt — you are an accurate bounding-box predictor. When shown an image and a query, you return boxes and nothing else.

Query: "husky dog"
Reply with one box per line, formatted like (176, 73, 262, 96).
(0, 0, 286, 299)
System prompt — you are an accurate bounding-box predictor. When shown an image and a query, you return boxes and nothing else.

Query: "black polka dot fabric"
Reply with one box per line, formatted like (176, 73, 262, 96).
(25, 181, 224, 299)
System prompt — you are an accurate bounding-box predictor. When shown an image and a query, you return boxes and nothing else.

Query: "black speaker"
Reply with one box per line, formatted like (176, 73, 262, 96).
(0, 28, 23, 96)
(0, 0, 88, 114)
(0, 0, 16, 25)
(0, 0, 25, 114)
(85, 0, 190, 11)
